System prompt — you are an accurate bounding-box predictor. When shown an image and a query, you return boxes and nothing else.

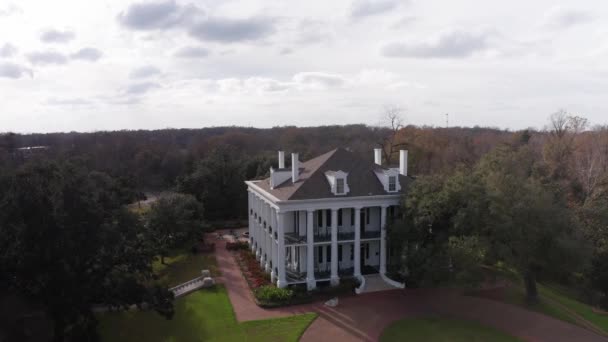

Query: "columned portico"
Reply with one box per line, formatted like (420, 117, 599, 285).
(380, 205, 388, 274)
(276, 211, 287, 288)
(330, 208, 339, 286)
(306, 210, 316, 290)
(354, 207, 362, 278)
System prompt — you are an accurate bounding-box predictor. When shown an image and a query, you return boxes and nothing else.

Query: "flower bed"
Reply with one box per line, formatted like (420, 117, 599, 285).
(225, 241, 249, 251)
(235, 250, 271, 290)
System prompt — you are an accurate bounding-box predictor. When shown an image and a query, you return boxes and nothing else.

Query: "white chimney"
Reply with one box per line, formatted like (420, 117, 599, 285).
(291, 153, 299, 182)
(399, 150, 408, 176)
(374, 148, 382, 165)
(278, 151, 285, 169)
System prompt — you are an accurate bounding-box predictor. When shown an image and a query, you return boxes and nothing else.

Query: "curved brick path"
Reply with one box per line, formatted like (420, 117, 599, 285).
(212, 232, 607, 342)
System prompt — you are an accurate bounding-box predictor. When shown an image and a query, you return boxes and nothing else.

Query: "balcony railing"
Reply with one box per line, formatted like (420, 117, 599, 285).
(338, 232, 355, 241)
(361, 230, 381, 239)
(314, 234, 331, 242)
(284, 232, 306, 245)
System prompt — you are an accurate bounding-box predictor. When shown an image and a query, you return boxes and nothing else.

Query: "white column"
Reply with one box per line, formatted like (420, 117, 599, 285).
(270, 207, 277, 283)
(248, 191, 253, 246)
(306, 210, 316, 290)
(265, 204, 271, 272)
(330, 208, 339, 286)
(255, 196, 260, 258)
(380, 205, 387, 274)
(277, 211, 287, 288)
(354, 207, 362, 278)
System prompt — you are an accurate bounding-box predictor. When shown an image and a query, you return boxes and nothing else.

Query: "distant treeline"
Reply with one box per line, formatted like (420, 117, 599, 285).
(2, 120, 606, 219)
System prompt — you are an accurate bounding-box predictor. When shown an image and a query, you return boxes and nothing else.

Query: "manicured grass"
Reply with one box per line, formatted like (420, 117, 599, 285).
(98, 285, 317, 342)
(500, 285, 578, 325)
(153, 251, 220, 287)
(380, 317, 522, 342)
(539, 285, 608, 333)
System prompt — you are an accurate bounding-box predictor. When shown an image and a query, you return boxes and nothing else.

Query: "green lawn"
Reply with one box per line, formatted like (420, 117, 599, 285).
(99, 286, 317, 342)
(153, 250, 220, 287)
(500, 285, 578, 325)
(380, 317, 522, 342)
(539, 285, 608, 333)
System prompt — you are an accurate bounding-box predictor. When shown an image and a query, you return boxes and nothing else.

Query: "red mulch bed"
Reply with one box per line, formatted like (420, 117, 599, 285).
(234, 249, 271, 290)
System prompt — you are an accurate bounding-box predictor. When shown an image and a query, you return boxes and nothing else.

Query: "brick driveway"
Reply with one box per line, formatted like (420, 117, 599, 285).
(213, 232, 607, 342)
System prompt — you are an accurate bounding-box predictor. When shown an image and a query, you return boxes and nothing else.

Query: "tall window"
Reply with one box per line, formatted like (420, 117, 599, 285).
(350, 209, 354, 225)
(366, 208, 370, 224)
(388, 176, 396, 191)
(326, 245, 332, 262)
(336, 178, 345, 194)
(337, 209, 342, 226)
(317, 210, 322, 227)
(318, 246, 323, 263)
(326, 209, 331, 226)
(338, 245, 343, 262)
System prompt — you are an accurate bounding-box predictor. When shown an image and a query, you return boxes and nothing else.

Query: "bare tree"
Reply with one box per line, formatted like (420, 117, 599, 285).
(378, 106, 406, 164)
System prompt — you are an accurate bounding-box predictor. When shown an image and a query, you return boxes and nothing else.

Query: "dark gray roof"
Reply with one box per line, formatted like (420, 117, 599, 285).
(254, 148, 413, 201)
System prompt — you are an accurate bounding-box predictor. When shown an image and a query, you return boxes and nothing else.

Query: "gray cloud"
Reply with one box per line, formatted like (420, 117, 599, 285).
(0, 43, 17, 58)
(27, 51, 68, 65)
(70, 48, 103, 61)
(126, 81, 160, 95)
(381, 31, 489, 58)
(279, 47, 294, 55)
(543, 7, 593, 29)
(188, 16, 276, 42)
(118, 0, 201, 30)
(0, 62, 32, 78)
(40, 29, 76, 43)
(129, 65, 161, 79)
(350, 0, 400, 18)
(174, 46, 210, 58)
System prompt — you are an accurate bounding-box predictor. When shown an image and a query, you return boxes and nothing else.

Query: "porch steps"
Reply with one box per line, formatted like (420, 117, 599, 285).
(359, 274, 399, 293)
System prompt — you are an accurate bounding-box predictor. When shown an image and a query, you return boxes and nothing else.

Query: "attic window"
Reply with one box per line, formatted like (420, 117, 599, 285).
(388, 176, 396, 192)
(336, 178, 345, 194)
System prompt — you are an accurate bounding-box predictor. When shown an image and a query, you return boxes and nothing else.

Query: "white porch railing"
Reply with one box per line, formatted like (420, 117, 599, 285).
(355, 275, 366, 294)
(170, 276, 207, 297)
(380, 273, 405, 289)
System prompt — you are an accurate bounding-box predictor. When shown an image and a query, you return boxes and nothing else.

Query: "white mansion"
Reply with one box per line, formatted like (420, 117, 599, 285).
(245, 148, 411, 290)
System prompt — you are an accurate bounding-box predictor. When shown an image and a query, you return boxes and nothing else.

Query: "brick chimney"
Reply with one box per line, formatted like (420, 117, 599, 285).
(399, 150, 408, 176)
(374, 148, 382, 165)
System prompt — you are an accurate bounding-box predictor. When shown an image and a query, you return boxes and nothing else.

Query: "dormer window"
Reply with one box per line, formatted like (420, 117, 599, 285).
(336, 178, 345, 194)
(388, 176, 396, 192)
(325, 170, 350, 196)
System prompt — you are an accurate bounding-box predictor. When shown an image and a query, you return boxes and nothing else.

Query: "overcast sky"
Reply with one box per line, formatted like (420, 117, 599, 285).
(1, 0, 607, 133)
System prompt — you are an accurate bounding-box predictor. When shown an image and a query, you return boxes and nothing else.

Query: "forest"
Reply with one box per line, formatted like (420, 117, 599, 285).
(1, 110, 608, 341)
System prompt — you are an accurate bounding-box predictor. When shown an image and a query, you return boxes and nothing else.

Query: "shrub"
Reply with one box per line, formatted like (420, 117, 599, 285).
(254, 286, 294, 302)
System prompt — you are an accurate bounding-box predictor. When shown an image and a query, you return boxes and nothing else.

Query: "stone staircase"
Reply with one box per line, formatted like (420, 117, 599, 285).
(358, 274, 402, 294)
